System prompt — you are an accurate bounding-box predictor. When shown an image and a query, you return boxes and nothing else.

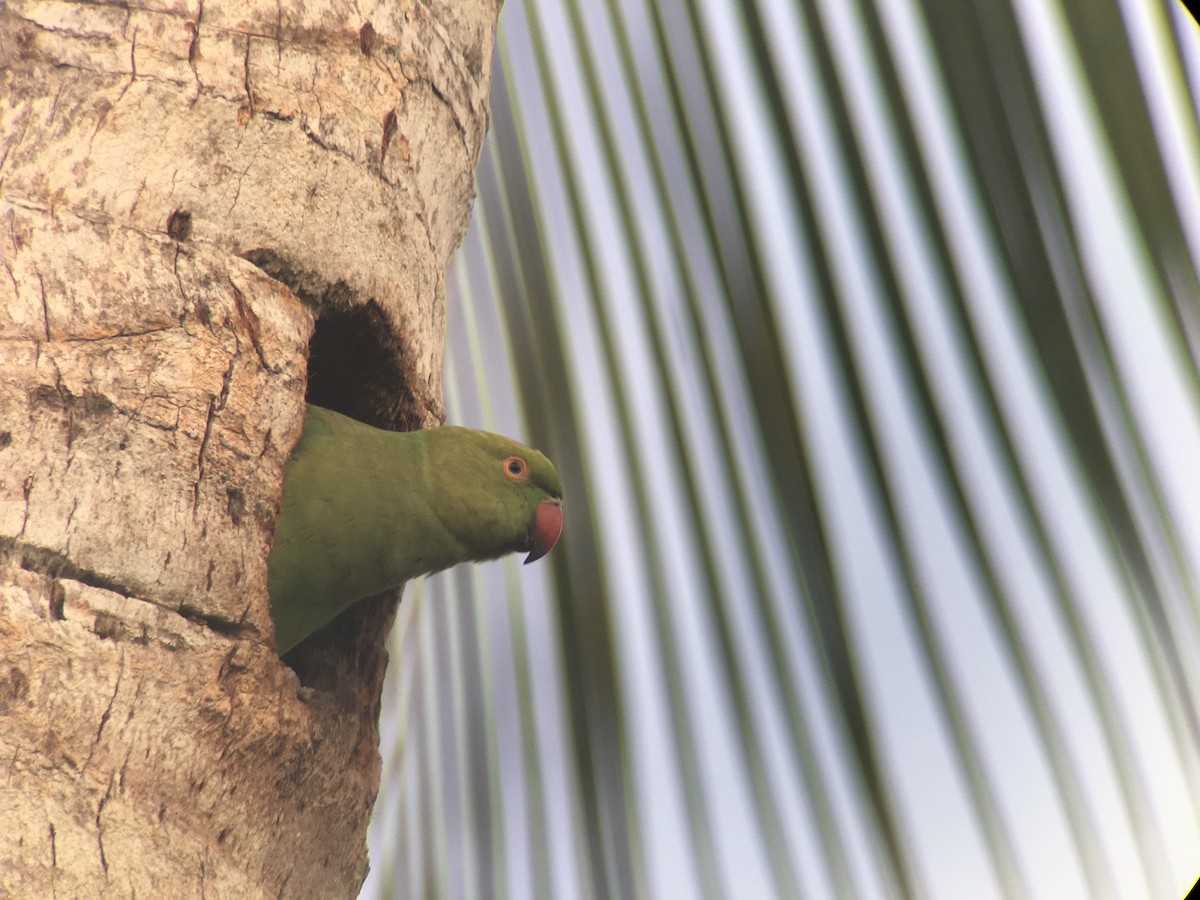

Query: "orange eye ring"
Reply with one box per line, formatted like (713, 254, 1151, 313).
(503, 456, 528, 480)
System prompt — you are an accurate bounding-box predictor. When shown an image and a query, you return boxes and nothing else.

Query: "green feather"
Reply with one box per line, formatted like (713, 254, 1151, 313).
(268, 404, 563, 653)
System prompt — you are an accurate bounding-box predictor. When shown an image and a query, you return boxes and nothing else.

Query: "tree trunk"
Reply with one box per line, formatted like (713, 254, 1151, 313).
(0, 0, 498, 895)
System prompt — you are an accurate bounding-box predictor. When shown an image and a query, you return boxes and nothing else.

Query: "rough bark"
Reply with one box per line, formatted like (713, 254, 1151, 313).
(0, 0, 497, 895)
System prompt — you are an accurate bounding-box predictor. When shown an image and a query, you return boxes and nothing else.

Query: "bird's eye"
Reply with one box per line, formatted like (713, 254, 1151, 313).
(504, 457, 527, 479)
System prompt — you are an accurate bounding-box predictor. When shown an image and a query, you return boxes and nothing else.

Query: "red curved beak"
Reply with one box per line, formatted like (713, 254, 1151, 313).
(524, 498, 563, 564)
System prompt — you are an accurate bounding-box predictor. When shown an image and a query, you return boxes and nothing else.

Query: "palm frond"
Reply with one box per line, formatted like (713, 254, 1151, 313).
(363, 2, 1200, 897)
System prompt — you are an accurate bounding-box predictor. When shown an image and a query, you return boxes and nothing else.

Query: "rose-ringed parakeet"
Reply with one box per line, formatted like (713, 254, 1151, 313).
(268, 404, 563, 653)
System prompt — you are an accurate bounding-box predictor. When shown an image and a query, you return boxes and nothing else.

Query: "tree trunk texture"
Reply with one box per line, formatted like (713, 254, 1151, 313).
(0, 0, 497, 895)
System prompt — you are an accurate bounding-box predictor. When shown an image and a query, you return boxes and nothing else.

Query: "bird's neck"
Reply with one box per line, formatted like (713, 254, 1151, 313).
(369, 430, 469, 584)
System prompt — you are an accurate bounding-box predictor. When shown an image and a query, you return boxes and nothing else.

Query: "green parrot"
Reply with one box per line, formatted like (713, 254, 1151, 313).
(267, 404, 564, 653)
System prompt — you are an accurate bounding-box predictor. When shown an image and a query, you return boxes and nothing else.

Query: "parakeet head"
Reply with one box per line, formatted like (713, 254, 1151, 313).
(425, 426, 564, 565)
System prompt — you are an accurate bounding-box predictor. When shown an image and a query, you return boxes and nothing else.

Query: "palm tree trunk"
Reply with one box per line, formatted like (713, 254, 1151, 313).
(0, 0, 498, 895)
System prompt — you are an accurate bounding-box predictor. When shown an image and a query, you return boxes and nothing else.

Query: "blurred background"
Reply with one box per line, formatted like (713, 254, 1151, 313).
(362, 0, 1200, 897)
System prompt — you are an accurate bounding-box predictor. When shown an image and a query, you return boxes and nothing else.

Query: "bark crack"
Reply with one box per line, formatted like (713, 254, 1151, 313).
(194, 359, 235, 512)
(242, 35, 255, 114)
(194, 399, 217, 513)
(37, 272, 51, 341)
(45, 81, 66, 128)
(11, 539, 249, 640)
(299, 118, 330, 152)
(64, 498, 79, 552)
(61, 324, 177, 343)
(17, 477, 33, 539)
(49, 822, 57, 899)
(85, 653, 124, 771)
(97, 25, 138, 122)
(10, 540, 137, 604)
(87, 96, 115, 159)
(127, 176, 148, 219)
(95, 773, 114, 879)
(229, 277, 270, 372)
(173, 246, 192, 324)
(176, 602, 242, 636)
(226, 144, 261, 217)
(420, 75, 467, 152)
(187, 1, 204, 77)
